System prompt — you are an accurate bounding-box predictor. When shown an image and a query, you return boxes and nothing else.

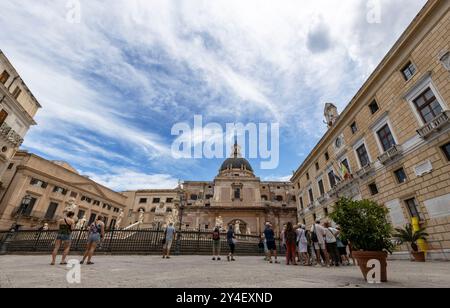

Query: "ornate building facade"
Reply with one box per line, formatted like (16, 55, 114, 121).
(0, 50, 41, 188)
(291, 0, 450, 259)
(123, 143, 297, 235)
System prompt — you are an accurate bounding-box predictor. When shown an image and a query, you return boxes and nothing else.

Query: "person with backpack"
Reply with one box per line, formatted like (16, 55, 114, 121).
(323, 222, 340, 267)
(226, 224, 236, 262)
(81, 216, 105, 265)
(264, 223, 279, 264)
(285, 222, 298, 265)
(51, 211, 75, 265)
(212, 226, 221, 261)
(296, 224, 311, 266)
(310, 219, 329, 266)
(162, 222, 176, 259)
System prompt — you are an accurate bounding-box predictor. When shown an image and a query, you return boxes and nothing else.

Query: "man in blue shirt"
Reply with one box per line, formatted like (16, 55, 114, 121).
(163, 222, 176, 259)
(264, 223, 279, 264)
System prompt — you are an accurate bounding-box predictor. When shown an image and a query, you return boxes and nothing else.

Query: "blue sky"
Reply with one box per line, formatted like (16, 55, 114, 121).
(0, 0, 427, 190)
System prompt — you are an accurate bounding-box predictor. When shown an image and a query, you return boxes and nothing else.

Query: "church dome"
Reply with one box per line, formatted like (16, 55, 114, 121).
(220, 157, 253, 172)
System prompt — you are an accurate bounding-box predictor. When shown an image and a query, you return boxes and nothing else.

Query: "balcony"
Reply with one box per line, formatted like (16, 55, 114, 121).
(306, 203, 315, 211)
(378, 145, 402, 165)
(329, 177, 358, 198)
(417, 110, 450, 139)
(317, 194, 328, 204)
(11, 208, 61, 223)
(356, 163, 375, 179)
(0, 122, 24, 147)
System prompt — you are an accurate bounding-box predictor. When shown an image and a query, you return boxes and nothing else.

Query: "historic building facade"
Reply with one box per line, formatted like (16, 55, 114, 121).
(0, 151, 127, 230)
(291, 0, 450, 259)
(0, 50, 41, 187)
(123, 143, 297, 235)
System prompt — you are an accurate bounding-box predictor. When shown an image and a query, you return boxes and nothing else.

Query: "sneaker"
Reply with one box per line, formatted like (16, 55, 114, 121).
(217, 257, 221, 261)
(227, 255, 230, 262)
(162, 256, 166, 259)
(212, 257, 216, 261)
(231, 258, 236, 261)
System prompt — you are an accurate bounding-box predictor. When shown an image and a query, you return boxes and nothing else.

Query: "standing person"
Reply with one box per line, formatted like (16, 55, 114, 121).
(264, 223, 279, 264)
(51, 212, 75, 265)
(323, 222, 340, 267)
(297, 224, 310, 266)
(280, 224, 287, 255)
(310, 220, 329, 266)
(261, 232, 269, 261)
(348, 240, 357, 265)
(81, 216, 105, 265)
(285, 222, 298, 265)
(212, 226, 221, 261)
(226, 224, 236, 261)
(162, 222, 176, 259)
(336, 227, 350, 266)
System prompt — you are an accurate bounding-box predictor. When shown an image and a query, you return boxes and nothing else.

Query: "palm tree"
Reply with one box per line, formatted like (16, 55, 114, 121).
(394, 224, 428, 252)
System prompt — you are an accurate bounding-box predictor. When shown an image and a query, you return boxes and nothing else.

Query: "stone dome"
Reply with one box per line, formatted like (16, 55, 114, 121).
(220, 157, 253, 172)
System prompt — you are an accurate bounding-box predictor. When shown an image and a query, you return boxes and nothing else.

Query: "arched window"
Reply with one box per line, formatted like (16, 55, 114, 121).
(275, 195, 283, 202)
(261, 195, 268, 201)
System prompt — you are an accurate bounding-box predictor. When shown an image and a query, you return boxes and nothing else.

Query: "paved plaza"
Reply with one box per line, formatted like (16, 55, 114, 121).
(0, 255, 449, 288)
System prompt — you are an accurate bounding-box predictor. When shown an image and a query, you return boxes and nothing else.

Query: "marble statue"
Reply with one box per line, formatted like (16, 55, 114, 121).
(138, 208, 145, 224)
(64, 197, 77, 213)
(76, 214, 87, 229)
(246, 226, 251, 235)
(116, 209, 124, 229)
(234, 220, 241, 234)
(43, 223, 49, 231)
(215, 216, 224, 229)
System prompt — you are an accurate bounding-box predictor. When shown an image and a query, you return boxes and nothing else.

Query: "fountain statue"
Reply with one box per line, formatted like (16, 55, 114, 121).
(215, 216, 224, 230)
(234, 220, 241, 235)
(138, 208, 145, 224)
(116, 209, 124, 229)
(76, 213, 87, 229)
(64, 197, 77, 213)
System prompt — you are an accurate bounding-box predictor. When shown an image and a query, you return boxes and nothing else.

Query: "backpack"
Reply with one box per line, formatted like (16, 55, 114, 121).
(89, 222, 99, 234)
(212, 231, 220, 241)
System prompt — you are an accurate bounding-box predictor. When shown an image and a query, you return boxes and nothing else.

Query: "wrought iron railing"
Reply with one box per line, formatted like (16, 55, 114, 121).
(0, 229, 279, 255)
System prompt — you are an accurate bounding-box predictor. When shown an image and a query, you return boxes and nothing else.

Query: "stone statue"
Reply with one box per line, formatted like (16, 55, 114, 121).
(76, 214, 87, 229)
(116, 209, 124, 229)
(246, 226, 251, 235)
(138, 208, 145, 224)
(155, 202, 167, 215)
(65, 197, 77, 213)
(234, 220, 241, 234)
(215, 216, 224, 229)
(43, 223, 49, 231)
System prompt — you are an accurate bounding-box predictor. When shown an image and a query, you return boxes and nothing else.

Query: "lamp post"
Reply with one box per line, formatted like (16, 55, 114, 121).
(175, 183, 185, 255)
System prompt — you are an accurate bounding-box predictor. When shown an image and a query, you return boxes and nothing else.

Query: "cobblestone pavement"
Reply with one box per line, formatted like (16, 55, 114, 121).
(0, 255, 449, 288)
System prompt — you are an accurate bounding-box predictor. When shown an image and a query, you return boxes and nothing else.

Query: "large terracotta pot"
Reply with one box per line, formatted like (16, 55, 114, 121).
(411, 251, 426, 262)
(353, 251, 388, 282)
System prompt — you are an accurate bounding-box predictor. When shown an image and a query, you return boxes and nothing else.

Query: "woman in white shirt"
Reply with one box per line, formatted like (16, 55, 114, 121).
(296, 224, 310, 266)
(323, 222, 340, 267)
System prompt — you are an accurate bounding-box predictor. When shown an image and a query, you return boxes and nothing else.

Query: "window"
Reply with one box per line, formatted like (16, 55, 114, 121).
(308, 188, 314, 204)
(234, 188, 241, 200)
(325, 152, 330, 161)
(12, 86, 21, 100)
(402, 61, 416, 81)
(81, 196, 92, 203)
(110, 219, 117, 229)
(93, 200, 100, 206)
(441, 142, 450, 161)
(369, 100, 379, 114)
(19, 197, 37, 216)
(0, 70, 10, 84)
(351, 122, 358, 134)
(152, 198, 161, 203)
(377, 124, 396, 152)
(77, 210, 86, 220)
(0, 109, 8, 125)
(88, 213, 97, 226)
(275, 195, 283, 202)
(318, 179, 325, 196)
(341, 159, 351, 173)
(413, 88, 443, 123)
(190, 195, 198, 201)
(405, 198, 422, 220)
(7, 163, 14, 170)
(356, 144, 370, 167)
(166, 208, 172, 213)
(70, 191, 78, 198)
(369, 183, 379, 196)
(53, 186, 67, 195)
(299, 197, 304, 209)
(324, 208, 329, 217)
(306, 173, 310, 181)
(205, 194, 213, 200)
(315, 162, 320, 171)
(328, 170, 337, 188)
(166, 198, 173, 203)
(394, 168, 407, 184)
(139, 198, 147, 204)
(30, 178, 47, 188)
(45, 202, 58, 220)
(261, 195, 268, 201)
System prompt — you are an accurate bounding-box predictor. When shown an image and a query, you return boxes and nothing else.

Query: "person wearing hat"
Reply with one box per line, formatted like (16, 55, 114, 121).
(264, 223, 279, 264)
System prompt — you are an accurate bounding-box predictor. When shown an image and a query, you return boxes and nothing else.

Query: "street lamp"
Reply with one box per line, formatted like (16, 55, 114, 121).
(13, 195, 33, 231)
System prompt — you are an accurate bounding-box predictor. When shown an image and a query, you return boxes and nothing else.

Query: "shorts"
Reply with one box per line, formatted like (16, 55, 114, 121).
(56, 234, 71, 242)
(266, 240, 276, 251)
(213, 240, 221, 251)
(163, 239, 173, 250)
(88, 233, 101, 243)
(338, 247, 348, 256)
(313, 242, 326, 251)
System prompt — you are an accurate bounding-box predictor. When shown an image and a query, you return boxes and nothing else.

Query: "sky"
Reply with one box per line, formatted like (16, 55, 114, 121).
(0, 0, 428, 191)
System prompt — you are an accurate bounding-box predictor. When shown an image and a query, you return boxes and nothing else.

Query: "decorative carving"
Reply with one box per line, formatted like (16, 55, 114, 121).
(0, 122, 24, 146)
(116, 209, 124, 229)
(64, 198, 77, 213)
(324, 103, 339, 128)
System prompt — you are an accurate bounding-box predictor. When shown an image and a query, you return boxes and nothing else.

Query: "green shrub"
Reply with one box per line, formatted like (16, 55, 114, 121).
(330, 198, 394, 253)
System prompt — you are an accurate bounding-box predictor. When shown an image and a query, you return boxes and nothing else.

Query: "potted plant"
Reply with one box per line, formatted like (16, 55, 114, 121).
(330, 198, 394, 282)
(394, 224, 428, 262)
